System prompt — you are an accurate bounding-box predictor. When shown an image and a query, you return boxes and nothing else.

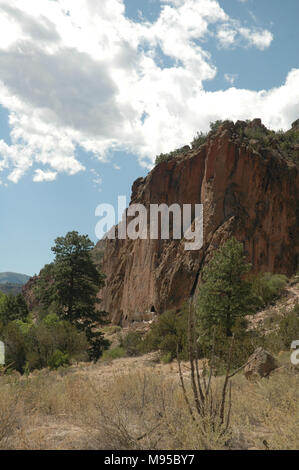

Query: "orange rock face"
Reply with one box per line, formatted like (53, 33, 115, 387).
(97, 120, 299, 325)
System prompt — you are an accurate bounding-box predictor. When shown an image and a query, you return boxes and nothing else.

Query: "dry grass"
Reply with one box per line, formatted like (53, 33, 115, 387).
(0, 354, 298, 450)
(0, 381, 22, 447)
(231, 367, 299, 449)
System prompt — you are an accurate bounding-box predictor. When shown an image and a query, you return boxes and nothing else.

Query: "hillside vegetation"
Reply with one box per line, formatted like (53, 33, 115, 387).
(155, 119, 299, 166)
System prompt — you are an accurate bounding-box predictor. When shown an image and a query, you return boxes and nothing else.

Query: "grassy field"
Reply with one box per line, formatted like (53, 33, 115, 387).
(0, 351, 298, 450)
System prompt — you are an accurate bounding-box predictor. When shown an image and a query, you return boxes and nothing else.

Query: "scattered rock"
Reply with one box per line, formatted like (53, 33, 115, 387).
(244, 347, 278, 380)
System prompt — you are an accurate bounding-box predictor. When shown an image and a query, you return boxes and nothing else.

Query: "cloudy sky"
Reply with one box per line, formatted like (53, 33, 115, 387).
(0, 0, 298, 275)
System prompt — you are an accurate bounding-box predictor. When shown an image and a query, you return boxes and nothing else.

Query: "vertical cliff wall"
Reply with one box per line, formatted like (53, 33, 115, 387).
(97, 119, 299, 325)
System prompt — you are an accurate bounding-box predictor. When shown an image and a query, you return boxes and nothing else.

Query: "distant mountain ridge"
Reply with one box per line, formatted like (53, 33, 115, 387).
(0, 272, 30, 285)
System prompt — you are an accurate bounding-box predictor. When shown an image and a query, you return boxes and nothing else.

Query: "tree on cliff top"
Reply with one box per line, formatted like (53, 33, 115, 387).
(197, 237, 256, 339)
(37, 231, 109, 361)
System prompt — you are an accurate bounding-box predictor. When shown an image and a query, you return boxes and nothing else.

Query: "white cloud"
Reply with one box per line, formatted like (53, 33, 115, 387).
(217, 27, 237, 47)
(217, 23, 273, 51)
(224, 73, 238, 85)
(239, 27, 273, 50)
(33, 169, 57, 182)
(90, 168, 103, 191)
(0, 0, 292, 185)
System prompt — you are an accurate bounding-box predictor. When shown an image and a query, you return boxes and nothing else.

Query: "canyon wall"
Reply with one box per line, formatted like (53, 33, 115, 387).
(97, 119, 299, 325)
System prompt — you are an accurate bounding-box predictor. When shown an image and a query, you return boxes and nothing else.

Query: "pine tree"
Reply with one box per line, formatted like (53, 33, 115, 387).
(0, 292, 28, 325)
(37, 231, 109, 361)
(197, 237, 256, 339)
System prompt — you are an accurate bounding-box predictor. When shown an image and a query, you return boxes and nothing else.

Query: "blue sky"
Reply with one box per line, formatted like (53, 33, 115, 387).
(0, 0, 298, 276)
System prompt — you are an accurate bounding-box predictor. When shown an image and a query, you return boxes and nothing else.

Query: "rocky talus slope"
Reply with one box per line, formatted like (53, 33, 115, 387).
(97, 119, 299, 325)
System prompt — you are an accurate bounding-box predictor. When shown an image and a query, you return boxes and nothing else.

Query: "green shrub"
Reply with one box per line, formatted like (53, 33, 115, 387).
(154, 121, 299, 168)
(209, 120, 225, 133)
(155, 146, 190, 165)
(43, 313, 60, 328)
(191, 131, 207, 149)
(242, 126, 299, 163)
(26, 319, 88, 371)
(201, 318, 263, 372)
(278, 304, 299, 348)
(160, 352, 172, 364)
(2, 315, 88, 373)
(1, 321, 28, 372)
(245, 127, 267, 141)
(251, 273, 288, 308)
(101, 346, 126, 361)
(102, 325, 122, 335)
(264, 304, 299, 354)
(278, 129, 299, 162)
(120, 331, 143, 357)
(155, 153, 171, 165)
(141, 303, 262, 370)
(141, 305, 189, 360)
(48, 349, 70, 370)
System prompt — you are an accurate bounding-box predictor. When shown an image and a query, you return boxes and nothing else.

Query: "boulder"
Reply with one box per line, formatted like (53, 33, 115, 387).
(244, 347, 277, 380)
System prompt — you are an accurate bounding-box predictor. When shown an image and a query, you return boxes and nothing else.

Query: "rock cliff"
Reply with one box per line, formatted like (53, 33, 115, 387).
(97, 119, 299, 325)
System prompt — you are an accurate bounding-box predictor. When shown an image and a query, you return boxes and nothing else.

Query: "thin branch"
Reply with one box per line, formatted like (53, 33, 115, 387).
(188, 301, 201, 416)
(136, 422, 162, 442)
(206, 329, 216, 398)
(177, 344, 195, 421)
(228, 354, 257, 379)
(192, 309, 205, 404)
(219, 335, 234, 425)
(224, 381, 232, 433)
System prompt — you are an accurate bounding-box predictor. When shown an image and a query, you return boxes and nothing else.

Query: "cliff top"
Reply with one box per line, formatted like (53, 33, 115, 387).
(154, 118, 299, 168)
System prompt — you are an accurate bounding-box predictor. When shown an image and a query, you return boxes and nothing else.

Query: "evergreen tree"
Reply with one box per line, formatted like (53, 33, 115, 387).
(0, 292, 29, 325)
(197, 237, 256, 339)
(37, 231, 109, 361)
